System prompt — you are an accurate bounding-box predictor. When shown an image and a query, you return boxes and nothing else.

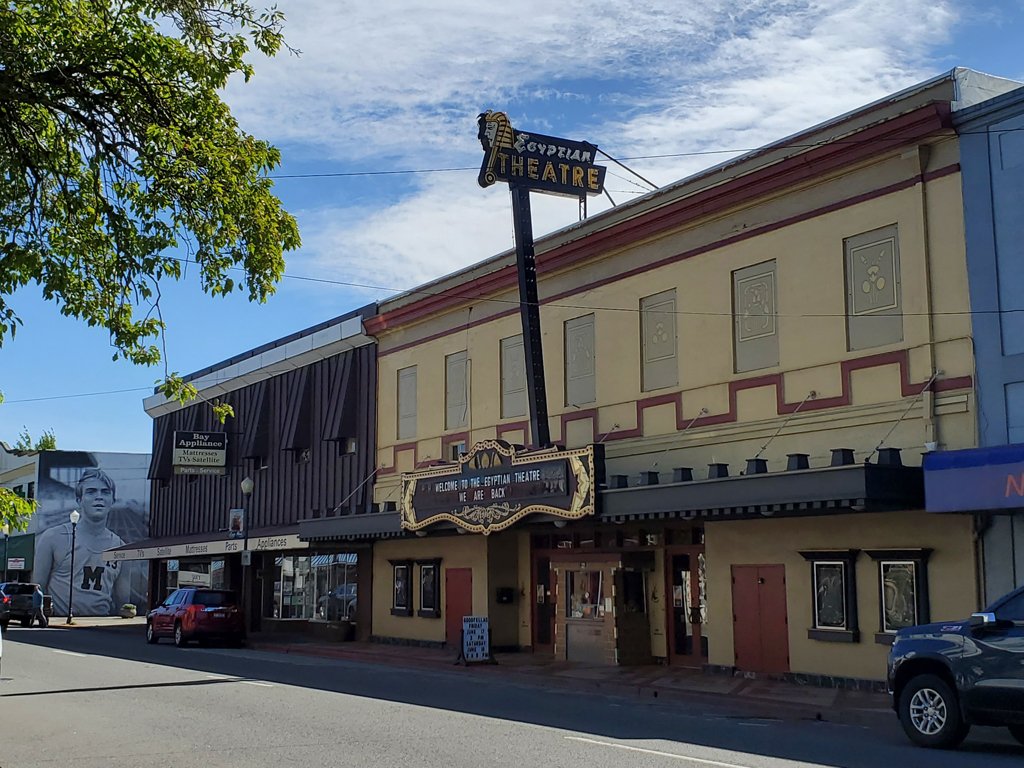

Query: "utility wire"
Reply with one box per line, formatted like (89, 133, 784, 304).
(263, 127, 1024, 181)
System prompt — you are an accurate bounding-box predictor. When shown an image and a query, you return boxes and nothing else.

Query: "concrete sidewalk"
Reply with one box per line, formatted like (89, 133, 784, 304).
(249, 638, 894, 727)
(49, 616, 147, 629)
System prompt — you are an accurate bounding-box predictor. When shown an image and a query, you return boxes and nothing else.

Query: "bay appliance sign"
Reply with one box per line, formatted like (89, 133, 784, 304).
(172, 431, 227, 475)
(401, 440, 603, 535)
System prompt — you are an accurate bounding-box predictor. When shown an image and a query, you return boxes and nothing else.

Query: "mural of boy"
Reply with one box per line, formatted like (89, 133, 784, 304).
(35, 469, 131, 617)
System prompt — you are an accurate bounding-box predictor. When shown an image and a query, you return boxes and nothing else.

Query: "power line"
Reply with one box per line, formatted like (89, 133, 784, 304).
(263, 127, 1024, 181)
(271, 266, 1024, 319)
(2, 386, 153, 404)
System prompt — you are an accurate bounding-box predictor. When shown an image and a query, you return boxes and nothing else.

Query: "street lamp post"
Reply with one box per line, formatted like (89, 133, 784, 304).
(66, 510, 80, 625)
(240, 476, 254, 633)
(2, 527, 8, 584)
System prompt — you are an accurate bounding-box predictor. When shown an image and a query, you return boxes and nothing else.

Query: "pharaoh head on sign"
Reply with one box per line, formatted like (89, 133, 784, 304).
(477, 110, 515, 188)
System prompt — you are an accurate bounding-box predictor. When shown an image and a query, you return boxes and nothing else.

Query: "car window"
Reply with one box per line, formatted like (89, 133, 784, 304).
(192, 591, 236, 607)
(995, 592, 1024, 623)
(164, 590, 183, 606)
(3, 584, 35, 595)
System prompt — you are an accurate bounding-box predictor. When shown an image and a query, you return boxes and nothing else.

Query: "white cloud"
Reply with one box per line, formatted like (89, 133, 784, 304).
(227, 0, 961, 292)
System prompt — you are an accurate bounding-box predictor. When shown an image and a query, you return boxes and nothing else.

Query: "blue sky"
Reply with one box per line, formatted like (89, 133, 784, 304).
(1, 0, 1022, 454)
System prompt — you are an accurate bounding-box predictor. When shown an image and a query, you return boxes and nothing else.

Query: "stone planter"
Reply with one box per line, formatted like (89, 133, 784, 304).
(119, 607, 137, 619)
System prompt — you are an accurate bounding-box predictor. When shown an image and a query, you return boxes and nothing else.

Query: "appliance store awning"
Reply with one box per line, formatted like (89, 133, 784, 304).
(600, 463, 923, 522)
(924, 444, 1024, 513)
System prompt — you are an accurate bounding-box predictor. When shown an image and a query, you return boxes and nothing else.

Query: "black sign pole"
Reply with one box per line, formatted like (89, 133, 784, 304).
(509, 184, 551, 449)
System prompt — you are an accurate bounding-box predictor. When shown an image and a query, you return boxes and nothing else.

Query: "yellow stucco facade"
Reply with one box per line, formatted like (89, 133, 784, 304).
(704, 512, 977, 681)
(361, 78, 984, 683)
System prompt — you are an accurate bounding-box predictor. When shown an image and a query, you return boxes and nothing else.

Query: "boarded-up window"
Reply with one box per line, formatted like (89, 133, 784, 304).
(397, 366, 417, 440)
(565, 314, 596, 406)
(641, 290, 678, 391)
(445, 351, 470, 430)
(501, 335, 528, 418)
(845, 225, 903, 351)
(733, 260, 779, 373)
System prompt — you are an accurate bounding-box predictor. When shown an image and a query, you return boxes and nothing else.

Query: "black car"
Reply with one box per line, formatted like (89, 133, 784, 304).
(888, 584, 1024, 749)
(0, 582, 43, 629)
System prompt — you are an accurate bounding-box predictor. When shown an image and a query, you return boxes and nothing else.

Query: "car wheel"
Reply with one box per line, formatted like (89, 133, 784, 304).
(899, 674, 969, 749)
(1008, 724, 1024, 746)
(173, 621, 188, 648)
(146, 621, 158, 644)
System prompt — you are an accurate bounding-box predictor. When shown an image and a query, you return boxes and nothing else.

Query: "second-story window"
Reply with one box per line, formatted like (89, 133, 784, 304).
(501, 335, 528, 418)
(397, 366, 417, 440)
(733, 260, 779, 373)
(844, 224, 903, 351)
(565, 314, 596, 406)
(641, 289, 678, 391)
(445, 351, 470, 430)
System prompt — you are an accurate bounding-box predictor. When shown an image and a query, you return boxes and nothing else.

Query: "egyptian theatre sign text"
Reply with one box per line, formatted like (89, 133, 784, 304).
(401, 441, 603, 535)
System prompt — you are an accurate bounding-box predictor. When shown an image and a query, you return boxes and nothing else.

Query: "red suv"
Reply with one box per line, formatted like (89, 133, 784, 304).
(147, 588, 244, 647)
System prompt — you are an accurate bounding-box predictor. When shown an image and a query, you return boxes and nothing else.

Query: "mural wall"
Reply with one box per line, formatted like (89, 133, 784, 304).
(31, 451, 150, 616)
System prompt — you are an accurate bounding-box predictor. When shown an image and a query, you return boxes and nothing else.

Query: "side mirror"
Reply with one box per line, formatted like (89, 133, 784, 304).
(970, 612, 996, 628)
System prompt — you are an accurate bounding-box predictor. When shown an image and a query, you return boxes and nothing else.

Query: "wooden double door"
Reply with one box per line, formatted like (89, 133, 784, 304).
(731, 564, 790, 674)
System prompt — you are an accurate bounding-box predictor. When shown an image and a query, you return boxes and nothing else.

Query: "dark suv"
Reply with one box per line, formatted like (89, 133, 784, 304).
(0, 582, 43, 629)
(888, 585, 1024, 749)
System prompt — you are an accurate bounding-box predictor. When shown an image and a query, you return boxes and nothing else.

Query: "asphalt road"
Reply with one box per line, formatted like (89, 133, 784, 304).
(0, 626, 1021, 768)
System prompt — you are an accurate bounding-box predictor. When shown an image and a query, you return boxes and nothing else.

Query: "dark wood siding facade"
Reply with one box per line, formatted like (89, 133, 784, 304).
(148, 342, 377, 538)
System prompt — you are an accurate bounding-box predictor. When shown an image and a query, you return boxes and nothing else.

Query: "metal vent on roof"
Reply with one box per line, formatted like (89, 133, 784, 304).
(787, 453, 810, 471)
(877, 447, 903, 466)
(831, 448, 856, 466)
(639, 471, 660, 486)
(673, 468, 693, 483)
(708, 463, 729, 479)
(745, 458, 768, 475)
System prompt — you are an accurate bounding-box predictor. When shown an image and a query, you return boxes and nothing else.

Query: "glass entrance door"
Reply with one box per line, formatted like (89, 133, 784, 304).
(668, 548, 707, 665)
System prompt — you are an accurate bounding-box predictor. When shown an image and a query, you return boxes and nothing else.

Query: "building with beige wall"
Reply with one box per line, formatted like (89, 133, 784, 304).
(324, 69, 1021, 686)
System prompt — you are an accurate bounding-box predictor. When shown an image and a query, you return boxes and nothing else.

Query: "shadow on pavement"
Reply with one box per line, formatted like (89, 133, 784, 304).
(4, 625, 1023, 768)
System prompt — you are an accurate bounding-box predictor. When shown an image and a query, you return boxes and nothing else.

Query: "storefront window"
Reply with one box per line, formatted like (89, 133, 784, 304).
(165, 560, 179, 594)
(813, 562, 846, 630)
(567, 570, 604, 619)
(881, 561, 917, 632)
(312, 553, 358, 622)
(391, 559, 413, 617)
(272, 556, 315, 620)
(417, 559, 441, 618)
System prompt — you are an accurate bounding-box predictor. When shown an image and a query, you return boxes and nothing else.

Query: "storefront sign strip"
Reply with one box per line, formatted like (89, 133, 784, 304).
(924, 445, 1024, 513)
(103, 533, 308, 561)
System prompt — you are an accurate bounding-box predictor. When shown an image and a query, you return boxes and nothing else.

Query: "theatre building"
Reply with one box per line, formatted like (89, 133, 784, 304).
(346, 69, 1018, 686)
(104, 306, 380, 641)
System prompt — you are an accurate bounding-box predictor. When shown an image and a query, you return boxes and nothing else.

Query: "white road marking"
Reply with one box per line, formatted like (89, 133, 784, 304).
(205, 675, 232, 680)
(240, 680, 273, 687)
(566, 736, 755, 767)
(737, 722, 769, 727)
(52, 649, 88, 658)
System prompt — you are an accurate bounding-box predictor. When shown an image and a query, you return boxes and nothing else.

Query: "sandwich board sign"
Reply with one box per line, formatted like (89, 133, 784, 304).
(461, 615, 490, 663)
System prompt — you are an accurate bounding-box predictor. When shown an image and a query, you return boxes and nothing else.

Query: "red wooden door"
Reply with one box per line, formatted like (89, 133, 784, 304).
(445, 568, 473, 648)
(756, 565, 789, 674)
(731, 565, 763, 671)
(731, 564, 789, 674)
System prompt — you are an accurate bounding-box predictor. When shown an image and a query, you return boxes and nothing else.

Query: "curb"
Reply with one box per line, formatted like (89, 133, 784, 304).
(250, 642, 894, 728)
